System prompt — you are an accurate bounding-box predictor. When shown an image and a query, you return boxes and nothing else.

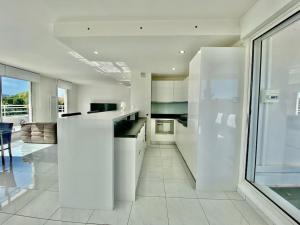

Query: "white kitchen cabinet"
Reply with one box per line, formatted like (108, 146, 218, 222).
(175, 120, 196, 178)
(151, 81, 174, 102)
(115, 123, 146, 201)
(152, 80, 188, 102)
(173, 79, 188, 102)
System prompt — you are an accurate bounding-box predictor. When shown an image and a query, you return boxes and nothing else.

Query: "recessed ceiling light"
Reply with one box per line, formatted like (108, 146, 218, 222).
(94, 51, 99, 55)
(172, 67, 176, 71)
(179, 50, 185, 54)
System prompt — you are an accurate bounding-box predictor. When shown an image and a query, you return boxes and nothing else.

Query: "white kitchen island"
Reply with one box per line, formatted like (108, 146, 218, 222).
(57, 109, 139, 210)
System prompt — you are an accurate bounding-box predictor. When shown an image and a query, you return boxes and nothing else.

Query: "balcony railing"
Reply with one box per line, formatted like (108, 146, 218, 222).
(1, 104, 66, 117)
(1, 104, 29, 116)
(58, 105, 65, 113)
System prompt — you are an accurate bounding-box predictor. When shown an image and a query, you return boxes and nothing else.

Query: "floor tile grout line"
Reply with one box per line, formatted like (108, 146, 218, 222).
(47, 207, 102, 224)
(160, 146, 183, 225)
(4, 213, 48, 222)
(135, 194, 241, 201)
(13, 189, 44, 216)
(45, 218, 90, 224)
(162, 155, 170, 225)
(230, 199, 252, 225)
(47, 206, 60, 221)
(196, 198, 212, 225)
(0, 211, 15, 216)
(14, 191, 59, 220)
(15, 209, 58, 222)
(86, 209, 95, 224)
(0, 212, 13, 224)
(126, 201, 133, 225)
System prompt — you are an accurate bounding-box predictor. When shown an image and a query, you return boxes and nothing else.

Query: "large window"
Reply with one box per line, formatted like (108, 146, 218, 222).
(57, 87, 67, 117)
(1, 77, 31, 132)
(246, 12, 300, 222)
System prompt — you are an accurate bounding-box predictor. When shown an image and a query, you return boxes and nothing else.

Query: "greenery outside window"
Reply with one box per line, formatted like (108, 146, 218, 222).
(1, 76, 32, 132)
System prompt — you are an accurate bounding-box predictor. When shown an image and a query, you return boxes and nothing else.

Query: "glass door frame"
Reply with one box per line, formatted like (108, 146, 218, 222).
(245, 10, 300, 223)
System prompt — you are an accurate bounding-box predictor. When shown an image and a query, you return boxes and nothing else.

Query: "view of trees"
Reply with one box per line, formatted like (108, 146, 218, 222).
(58, 97, 64, 105)
(2, 92, 29, 105)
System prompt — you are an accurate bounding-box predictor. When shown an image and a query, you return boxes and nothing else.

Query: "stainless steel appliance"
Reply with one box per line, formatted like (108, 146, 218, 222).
(155, 119, 174, 134)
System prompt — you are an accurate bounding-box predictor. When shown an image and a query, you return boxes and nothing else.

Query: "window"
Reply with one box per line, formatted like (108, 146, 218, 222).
(57, 88, 67, 117)
(1, 77, 32, 132)
(296, 92, 300, 115)
(246, 12, 300, 223)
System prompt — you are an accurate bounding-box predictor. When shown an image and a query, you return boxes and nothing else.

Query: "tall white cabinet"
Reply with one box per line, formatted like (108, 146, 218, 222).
(175, 47, 245, 191)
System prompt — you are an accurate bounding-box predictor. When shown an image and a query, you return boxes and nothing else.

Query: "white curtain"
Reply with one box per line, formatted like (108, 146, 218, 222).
(58, 79, 72, 90)
(5, 65, 40, 82)
(0, 64, 5, 75)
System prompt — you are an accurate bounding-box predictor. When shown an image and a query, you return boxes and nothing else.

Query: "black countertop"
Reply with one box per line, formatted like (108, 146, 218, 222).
(177, 119, 187, 127)
(114, 117, 147, 138)
(151, 113, 183, 119)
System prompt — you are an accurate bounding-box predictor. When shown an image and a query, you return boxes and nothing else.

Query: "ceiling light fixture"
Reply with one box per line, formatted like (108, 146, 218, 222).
(172, 67, 176, 71)
(68, 51, 131, 86)
(94, 51, 99, 55)
(179, 50, 185, 54)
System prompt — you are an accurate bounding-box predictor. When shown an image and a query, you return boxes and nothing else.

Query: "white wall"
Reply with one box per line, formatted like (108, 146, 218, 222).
(130, 72, 151, 117)
(130, 72, 151, 144)
(77, 82, 130, 115)
(240, 0, 299, 38)
(67, 85, 78, 113)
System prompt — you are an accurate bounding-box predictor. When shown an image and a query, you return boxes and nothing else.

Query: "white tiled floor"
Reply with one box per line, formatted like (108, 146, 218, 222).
(0, 143, 269, 225)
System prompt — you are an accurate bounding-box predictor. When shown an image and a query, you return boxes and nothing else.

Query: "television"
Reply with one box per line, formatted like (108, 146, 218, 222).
(88, 103, 117, 114)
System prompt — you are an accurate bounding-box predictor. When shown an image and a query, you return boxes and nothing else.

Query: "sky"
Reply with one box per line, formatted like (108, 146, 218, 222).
(57, 88, 66, 98)
(2, 77, 30, 96)
(2, 77, 66, 98)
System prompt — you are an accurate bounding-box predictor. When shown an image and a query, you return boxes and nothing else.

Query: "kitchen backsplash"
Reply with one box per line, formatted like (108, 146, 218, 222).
(151, 102, 188, 114)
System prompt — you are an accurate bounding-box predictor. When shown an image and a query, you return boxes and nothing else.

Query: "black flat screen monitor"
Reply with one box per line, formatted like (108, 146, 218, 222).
(90, 103, 117, 112)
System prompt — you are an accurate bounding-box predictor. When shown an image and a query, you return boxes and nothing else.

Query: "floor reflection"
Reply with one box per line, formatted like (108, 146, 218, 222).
(0, 143, 57, 212)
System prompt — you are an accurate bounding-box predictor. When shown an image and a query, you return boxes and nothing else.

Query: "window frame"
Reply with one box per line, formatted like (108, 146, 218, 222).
(0, 75, 33, 132)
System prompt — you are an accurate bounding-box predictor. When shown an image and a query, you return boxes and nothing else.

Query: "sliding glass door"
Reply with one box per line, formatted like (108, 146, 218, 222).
(1, 77, 32, 132)
(246, 12, 300, 222)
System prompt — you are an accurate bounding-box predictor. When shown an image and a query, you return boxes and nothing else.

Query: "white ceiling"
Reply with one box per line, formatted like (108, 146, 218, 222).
(46, 0, 257, 20)
(0, 0, 257, 84)
(59, 35, 239, 77)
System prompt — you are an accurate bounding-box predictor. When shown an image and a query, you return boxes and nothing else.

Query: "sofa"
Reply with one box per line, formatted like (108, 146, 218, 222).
(21, 123, 57, 144)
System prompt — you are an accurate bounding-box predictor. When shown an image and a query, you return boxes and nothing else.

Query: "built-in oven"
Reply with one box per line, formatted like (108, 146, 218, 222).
(155, 119, 174, 134)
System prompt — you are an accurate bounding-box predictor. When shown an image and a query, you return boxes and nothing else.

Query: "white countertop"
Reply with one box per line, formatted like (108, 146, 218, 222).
(59, 109, 139, 121)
